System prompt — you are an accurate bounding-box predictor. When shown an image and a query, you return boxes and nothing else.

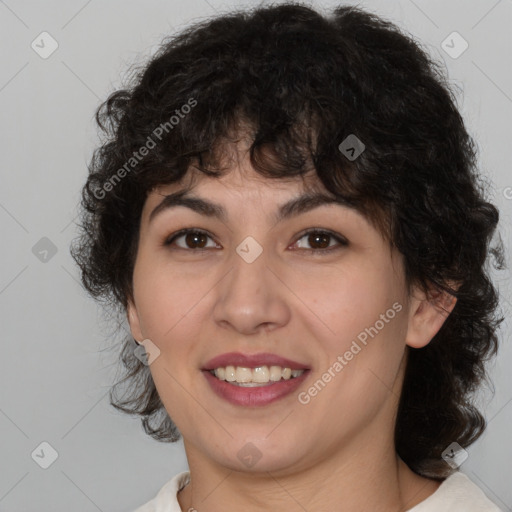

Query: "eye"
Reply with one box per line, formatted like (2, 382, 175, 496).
(163, 229, 218, 251)
(164, 227, 348, 254)
(291, 228, 348, 254)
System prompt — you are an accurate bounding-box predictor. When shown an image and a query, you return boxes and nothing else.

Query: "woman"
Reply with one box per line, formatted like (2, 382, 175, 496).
(71, 3, 505, 510)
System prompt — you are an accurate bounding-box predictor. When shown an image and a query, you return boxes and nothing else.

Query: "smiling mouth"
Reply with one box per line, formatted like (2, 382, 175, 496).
(208, 365, 306, 387)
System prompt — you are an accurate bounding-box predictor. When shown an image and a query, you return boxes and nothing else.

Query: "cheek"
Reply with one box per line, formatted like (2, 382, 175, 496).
(132, 254, 211, 341)
(133, 265, 206, 430)
(299, 262, 408, 397)
(296, 261, 403, 346)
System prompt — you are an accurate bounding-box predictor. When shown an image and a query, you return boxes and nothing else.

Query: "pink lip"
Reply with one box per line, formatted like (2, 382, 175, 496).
(202, 369, 310, 407)
(202, 352, 310, 371)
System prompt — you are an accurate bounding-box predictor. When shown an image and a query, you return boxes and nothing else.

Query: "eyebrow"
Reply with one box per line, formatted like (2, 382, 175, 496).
(148, 189, 356, 225)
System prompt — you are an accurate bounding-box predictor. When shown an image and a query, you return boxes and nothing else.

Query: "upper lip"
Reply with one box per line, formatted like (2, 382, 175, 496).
(202, 352, 310, 371)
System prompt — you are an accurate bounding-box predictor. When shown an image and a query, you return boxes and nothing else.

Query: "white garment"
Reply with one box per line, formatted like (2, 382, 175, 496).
(133, 470, 503, 511)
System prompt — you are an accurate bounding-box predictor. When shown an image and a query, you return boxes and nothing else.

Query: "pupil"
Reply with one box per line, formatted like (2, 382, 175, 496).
(187, 232, 206, 248)
(184, 232, 330, 250)
(310, 233, 329, 249)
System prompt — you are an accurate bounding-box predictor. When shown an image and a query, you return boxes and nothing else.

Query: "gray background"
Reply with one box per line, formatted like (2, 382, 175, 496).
(0, 0, 511, 510)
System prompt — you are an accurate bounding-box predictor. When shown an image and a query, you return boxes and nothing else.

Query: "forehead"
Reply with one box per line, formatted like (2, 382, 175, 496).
(138, 147, 401, 269)
(155, 168, 324, 202)
(140, 136, 390, 244)
(143, 143, 334, 215)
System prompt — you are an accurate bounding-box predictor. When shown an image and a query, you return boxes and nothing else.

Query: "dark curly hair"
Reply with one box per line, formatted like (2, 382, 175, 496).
(71, 2, 505, 479)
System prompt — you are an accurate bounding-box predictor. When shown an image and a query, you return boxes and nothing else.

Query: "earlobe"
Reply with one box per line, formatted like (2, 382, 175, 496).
(126, 298, 144, 342)
(405, 284, 458, 349)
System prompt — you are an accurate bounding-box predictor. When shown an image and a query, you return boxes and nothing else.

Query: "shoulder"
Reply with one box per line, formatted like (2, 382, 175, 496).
(408, 471, 503, 511)
(133, 471, 191, 512)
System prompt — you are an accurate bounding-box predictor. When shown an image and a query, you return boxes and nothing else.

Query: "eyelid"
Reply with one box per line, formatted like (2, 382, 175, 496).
(163, 227, 349, 253)
(163, 228, 219, 248)
(293, 227, 348, 244)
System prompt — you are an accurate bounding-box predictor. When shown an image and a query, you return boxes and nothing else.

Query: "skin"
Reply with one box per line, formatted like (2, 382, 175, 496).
(127, 137, 457, 512)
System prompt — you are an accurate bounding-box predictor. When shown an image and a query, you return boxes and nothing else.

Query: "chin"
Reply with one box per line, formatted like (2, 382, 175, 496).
(204, 434, 308, 474)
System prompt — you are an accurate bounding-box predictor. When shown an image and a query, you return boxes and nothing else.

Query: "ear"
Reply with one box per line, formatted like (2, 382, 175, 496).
(405, 282, 459, 349)
(126, 297, 144, 343)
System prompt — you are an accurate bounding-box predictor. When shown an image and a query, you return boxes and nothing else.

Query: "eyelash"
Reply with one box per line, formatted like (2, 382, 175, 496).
(162, 228, 348, 255)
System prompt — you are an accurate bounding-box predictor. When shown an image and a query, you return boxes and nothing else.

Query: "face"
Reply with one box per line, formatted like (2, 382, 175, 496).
(127, 140, 447, 476)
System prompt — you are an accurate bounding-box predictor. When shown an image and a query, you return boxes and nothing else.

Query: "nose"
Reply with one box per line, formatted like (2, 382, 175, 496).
(212, 243, 291, 336)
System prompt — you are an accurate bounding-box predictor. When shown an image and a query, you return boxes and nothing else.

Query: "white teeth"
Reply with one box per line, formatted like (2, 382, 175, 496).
(235, 367, 252, 382)
(212, 365, 305, 385)
(269, 365, 282, 381)
(253, 366, 269, 382)
(225, 365, 236, 382)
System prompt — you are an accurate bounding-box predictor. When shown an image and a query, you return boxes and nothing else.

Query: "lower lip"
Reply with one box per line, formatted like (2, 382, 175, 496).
(202, 370, 310, 407)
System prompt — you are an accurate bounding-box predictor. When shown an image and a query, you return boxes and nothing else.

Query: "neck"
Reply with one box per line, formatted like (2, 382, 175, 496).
(177, 430, 441, 512)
